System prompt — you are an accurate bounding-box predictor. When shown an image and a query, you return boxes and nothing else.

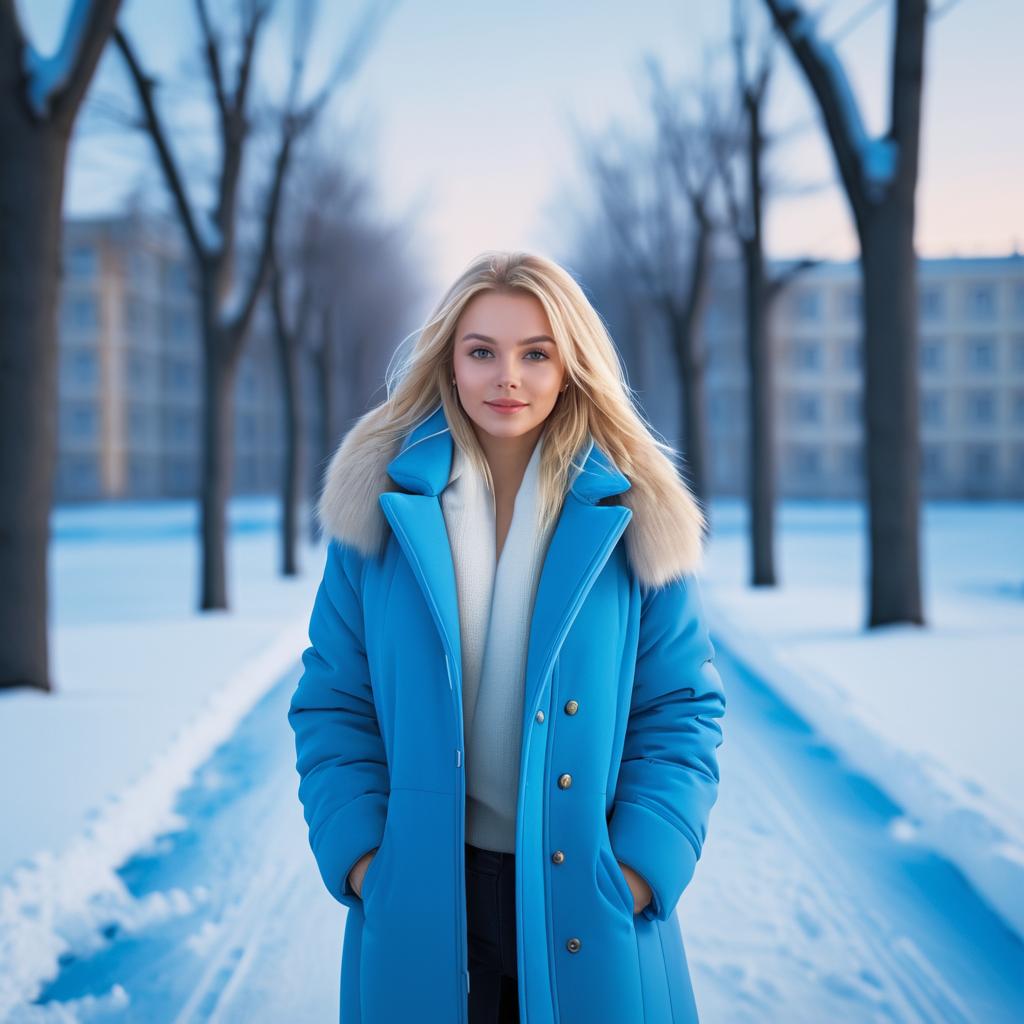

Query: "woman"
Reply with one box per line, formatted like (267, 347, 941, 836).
(288, 251, 726, 1024)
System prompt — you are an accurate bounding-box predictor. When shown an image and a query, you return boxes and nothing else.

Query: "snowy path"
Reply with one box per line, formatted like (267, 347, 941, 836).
(687, 641, 1024, 1023)
(16, 647, 1024, 1022)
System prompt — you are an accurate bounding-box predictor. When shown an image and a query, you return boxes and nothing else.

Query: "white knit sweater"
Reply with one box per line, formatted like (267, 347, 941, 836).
(440, 434, 557, 853)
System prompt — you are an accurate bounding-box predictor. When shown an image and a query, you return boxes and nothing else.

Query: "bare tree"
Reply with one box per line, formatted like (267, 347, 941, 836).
(582, 59, 721, 508)
(0, 0, 122, 692)
(269, 247, 310, 577)
(763, 0, 928, 627)
(265, 141, 426, 548)
(713, 0, 818, 589)
(113, 0, 395, 610)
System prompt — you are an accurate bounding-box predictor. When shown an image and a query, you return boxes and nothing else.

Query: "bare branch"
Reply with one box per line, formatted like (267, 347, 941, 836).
(763, 0, 874, 220)
(232, 0, 272, 113)
(295, 0, 400, 127)
(113, 26, 207, 260)
(767, 256, 819, 303)
(22, 0, 122, 125)
(193, 0, 230, 124)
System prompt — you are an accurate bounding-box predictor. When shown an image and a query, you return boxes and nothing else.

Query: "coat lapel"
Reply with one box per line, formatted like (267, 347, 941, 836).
(378, 404, 633, 721)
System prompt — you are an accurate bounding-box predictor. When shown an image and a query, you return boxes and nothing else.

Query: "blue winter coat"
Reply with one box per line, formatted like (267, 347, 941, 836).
(288, 403, 726, 1023)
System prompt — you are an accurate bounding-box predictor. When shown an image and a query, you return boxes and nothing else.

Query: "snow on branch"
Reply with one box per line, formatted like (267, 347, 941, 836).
(765, 0, 899, 205)
(22, 0, 118, 120)
(22, 0, 91, 116)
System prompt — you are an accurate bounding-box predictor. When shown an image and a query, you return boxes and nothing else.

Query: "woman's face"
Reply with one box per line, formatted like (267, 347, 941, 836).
(451, 289, 568, 443)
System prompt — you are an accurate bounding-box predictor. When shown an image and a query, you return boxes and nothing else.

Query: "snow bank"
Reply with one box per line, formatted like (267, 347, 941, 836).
(702, 499, 1024, 941)
(0, 499, 322, 1016)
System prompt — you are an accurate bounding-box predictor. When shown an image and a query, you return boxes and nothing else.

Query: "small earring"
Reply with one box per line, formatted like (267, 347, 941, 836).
(450, 377, 456, 387)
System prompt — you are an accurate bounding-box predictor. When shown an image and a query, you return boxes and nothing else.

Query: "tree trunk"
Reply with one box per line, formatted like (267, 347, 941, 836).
(861, 204, 924, 626)
(672, 215, 713, 509)
(309, 306, 334, 543)
(744, 88, 777, 588)
(273, 306, 302, 577)
(0, 117, 65, 690)
(675, 311, 709, 507)
(745, 237, 777, 588)
(199, 327, 237, 610)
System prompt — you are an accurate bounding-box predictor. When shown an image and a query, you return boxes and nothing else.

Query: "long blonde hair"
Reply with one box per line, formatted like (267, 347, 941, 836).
(317, 250, 707, 587)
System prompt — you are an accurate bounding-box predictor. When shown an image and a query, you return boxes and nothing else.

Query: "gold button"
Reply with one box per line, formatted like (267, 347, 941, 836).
(558, 773, 572, 789)
(552, 850, 565, 864)
(566, 937, 581, 953)
(564, 700, 579, 715)
(535, 710, 545, 723)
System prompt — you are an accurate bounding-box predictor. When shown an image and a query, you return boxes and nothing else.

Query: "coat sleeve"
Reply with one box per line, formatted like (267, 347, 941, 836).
(287, 539, 390, 910)
(607, 571, 725, 922)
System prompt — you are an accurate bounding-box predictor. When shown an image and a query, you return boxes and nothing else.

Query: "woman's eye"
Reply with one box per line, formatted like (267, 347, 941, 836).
(468, 348, 549, 361)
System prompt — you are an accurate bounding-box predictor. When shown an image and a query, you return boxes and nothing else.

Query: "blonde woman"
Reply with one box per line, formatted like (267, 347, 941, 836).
(288, 251, 726, 1023)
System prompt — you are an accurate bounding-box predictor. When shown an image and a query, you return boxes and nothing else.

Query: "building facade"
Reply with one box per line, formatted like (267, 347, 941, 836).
(57, 213, 286, 502)
(704, 254, 1024, 499)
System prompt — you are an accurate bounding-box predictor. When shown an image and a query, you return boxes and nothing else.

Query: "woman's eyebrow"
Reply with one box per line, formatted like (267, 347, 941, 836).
(460, 333, 556, 345)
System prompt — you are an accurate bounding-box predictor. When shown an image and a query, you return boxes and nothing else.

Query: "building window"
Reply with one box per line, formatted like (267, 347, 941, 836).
(62, 403, 98, 440)
(168, 359, 193, 392)
(789, 339, 821, 370)
(965, 443, 996, 479)
(839, 443, 862, 477)
(838, 286, 861, 321)
(965, 335, 997, 372)
(170, 411, 193, 442)
(128, 404, 150, 438)
(62, 456, 98, 494)
(788, 444, 821, 478)
(919, 285, 944, 322)
(126, 297, 147, 333)
(965, 283, 997, 321)
(170, 309, 192, 344)
(789, 392, 821, 425)
(921, 391, 945, 426)
(965, 389, 995, 425)
(129, 456, 153, 491)
(1012, 390, 1024, 424)
(68, 348, 98, 385)
(66, 295, 99, 332)
(840, 390, 860, 423)
(168, 261, 192, 294)
(1012, 335, 1024, 371)
(920, 337, 945, 372)
(168, 458, 195, 492)
(791, 288, 822, 322)
(922, 444, 944, 480)
(127, 351, 149, 387)
(67, 244, 97, 278)
(841, 339, 861, 370)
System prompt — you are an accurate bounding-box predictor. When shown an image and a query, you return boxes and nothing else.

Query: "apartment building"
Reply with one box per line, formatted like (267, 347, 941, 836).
(57, 213, 285, 502)
(703, 254, 1024, 499)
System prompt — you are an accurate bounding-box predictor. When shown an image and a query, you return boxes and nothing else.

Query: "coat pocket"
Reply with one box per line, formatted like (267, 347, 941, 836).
(597, 833, 636, 919)
(360, 822, 390, 908)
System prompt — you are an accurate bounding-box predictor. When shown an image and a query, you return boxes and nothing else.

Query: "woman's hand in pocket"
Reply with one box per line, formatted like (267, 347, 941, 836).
(618, 860, 652, 915)
(349, 847, 379, 899)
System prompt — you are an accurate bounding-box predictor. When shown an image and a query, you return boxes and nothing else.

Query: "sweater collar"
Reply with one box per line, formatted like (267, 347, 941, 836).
(386, 403, 631, 505)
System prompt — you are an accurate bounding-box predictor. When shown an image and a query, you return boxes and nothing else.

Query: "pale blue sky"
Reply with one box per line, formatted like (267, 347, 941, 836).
(21, 0, 1024, 297)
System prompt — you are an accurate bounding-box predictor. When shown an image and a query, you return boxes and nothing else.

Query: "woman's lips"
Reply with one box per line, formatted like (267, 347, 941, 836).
(485, 401, 528, 414)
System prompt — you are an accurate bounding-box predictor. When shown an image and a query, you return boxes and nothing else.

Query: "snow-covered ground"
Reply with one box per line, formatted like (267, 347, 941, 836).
(0, 498, 324, 1019)
(701, 499, 1024, 942)
(1, 496, 1022, 1021)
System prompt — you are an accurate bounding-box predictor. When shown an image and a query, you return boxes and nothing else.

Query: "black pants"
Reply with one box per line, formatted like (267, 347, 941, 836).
(465, 842, 519, 1023)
